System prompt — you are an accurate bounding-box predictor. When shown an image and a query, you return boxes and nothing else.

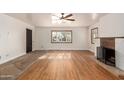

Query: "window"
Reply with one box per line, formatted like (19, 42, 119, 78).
(51, 30, 72, 43)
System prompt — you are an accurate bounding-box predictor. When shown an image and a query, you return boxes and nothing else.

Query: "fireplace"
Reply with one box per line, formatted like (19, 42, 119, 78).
(97, 38, 115, 67)
(97, 47, 115, 66)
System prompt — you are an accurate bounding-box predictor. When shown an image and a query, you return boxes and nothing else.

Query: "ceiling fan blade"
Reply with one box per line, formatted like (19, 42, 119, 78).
(63, 14, 73, 19)
(65, 19, 75, 21)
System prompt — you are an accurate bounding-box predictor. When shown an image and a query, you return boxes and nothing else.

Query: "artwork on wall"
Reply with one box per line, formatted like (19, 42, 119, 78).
(91, 27, 98, 44)
(51, 30, 72, 43)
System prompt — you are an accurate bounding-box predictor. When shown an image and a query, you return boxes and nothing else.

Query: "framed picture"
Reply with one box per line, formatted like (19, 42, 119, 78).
(51, 30, 72, 43)
(91, 27, 98, 44)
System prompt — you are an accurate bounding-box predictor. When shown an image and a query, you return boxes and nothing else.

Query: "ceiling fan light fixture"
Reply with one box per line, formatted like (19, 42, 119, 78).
(51, 13, 75, 24)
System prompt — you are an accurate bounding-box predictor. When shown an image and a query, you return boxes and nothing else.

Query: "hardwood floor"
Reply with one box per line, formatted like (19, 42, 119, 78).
(17, 50, 119, 80)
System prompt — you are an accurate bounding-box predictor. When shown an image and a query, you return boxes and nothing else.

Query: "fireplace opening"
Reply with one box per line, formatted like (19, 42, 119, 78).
(104, 47, 115, 66)
(97, 47, 115, 67)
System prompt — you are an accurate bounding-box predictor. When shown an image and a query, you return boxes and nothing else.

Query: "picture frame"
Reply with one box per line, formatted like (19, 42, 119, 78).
(91, 27, 98, 44)
(51, 30, 72, 43)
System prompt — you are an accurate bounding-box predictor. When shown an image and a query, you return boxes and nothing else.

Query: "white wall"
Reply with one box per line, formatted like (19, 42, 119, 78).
(88, 22, 100, 55)
(35, 27, 88, 50)
(0, 14, 34, 64)
(88, 14, 124, 54)
(115, 38, 124, 70)
(100, 14, 124, 37)
(5, 13, 33, 25)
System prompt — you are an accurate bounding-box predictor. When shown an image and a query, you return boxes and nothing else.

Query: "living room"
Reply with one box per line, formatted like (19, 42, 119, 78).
(0, 0, 124, 93)
(0, 13, 124, 80)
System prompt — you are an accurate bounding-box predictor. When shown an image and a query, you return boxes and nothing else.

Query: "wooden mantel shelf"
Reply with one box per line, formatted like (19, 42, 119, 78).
(96, 37, 124, 39)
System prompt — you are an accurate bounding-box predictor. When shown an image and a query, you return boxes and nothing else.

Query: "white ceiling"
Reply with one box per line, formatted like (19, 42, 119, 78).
(31, 13, 106, 27)
(5, 13, 107, 27)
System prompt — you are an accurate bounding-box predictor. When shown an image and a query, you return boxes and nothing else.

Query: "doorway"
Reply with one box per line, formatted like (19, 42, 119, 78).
(26, 28, 32, 53)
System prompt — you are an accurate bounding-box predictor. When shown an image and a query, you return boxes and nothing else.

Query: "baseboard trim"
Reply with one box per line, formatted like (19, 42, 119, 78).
(35, 49, 89, 51)
(0, 52, 26, 64)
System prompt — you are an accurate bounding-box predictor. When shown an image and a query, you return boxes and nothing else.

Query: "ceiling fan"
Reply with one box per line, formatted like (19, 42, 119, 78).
(53, 13, 75, 21)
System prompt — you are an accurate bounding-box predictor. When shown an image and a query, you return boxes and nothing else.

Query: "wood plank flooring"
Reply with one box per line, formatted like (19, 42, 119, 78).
(17, 51, 119, 80)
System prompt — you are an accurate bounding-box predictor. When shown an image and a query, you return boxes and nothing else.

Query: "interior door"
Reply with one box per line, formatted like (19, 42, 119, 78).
(26, 29, 32, 53)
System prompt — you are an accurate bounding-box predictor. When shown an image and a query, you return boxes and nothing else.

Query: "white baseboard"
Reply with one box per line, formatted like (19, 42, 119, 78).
(0, 52, 26, 64)
(36, 48, 89, 50)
